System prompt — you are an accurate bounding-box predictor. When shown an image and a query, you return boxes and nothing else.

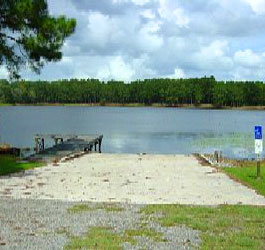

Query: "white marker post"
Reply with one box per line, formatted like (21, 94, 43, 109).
(254, 126, 263, 178)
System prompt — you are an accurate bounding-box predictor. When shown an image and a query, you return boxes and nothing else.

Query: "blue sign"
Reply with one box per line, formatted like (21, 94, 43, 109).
(255, 126, 262, 140)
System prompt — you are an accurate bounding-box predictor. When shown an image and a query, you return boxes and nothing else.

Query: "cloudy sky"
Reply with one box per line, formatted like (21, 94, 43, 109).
(2, 0, 265, 82)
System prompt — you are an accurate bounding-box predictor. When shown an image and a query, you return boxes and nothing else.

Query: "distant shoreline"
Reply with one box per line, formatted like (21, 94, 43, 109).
(1, 103, 265, 111)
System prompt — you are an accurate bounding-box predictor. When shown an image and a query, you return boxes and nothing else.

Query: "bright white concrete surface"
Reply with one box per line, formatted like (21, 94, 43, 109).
(1, 154, 265, 205)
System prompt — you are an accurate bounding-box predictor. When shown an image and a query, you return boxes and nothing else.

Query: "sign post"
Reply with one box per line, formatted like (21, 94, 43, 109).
(254, 126, 263, 179)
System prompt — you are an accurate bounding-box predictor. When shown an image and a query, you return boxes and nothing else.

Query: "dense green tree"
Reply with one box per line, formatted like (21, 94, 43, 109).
(212, 82, 227, 107)
(201, 75, 215, 103)
(0, 79, 12, 102)
(0, 0, 76, 79)
(0, 77, 265, 107)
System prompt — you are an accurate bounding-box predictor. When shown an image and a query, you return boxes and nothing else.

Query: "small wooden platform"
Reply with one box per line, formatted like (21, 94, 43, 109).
(34, 134, 103, 159)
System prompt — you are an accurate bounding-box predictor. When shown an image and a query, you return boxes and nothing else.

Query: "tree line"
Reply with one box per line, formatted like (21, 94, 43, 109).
(0, 76, 264, 107)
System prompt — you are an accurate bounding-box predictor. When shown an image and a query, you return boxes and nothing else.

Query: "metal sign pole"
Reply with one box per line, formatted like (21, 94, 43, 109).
(257, 153, 261, 179)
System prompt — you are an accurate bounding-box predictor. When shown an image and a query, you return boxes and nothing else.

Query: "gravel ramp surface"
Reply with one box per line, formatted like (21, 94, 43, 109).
(0, 199, 200, 250)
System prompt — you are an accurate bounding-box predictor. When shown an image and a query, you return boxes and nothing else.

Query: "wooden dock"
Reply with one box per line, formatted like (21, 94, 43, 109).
(33, 134, 103, 161)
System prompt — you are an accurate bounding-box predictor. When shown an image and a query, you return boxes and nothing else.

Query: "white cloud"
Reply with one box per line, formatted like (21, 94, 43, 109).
(168, 68, 185, 79)
(232, 49, 265, 80)
(137, 21, 163, 52)
(200, 40, 228, 58)
(131, 0, 151, 6)
(173, 7, 190, 28)
(244, 0, 265, 14)
(140, 9, 156, 19)
(87, 12, 112, 48)
(193, 40, 234, 71)
(97, 56, 135, 82)
(159, 0, 189, 28)
(234, 49, 263, 67)
(16, 0, 265, 81)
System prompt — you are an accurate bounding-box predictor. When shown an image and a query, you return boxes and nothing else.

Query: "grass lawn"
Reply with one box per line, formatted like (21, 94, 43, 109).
(64, 204, 265, 250)
(221, 161, 265, 197)
(141, 204, 265, 250)
(0, 103, 12, 106)
(64, 226, 164, 249)
(68, 203, 124, 213)
(65, 227, 124, 250)
(0, 155, 44, 176)
(64, 227, 165, 249)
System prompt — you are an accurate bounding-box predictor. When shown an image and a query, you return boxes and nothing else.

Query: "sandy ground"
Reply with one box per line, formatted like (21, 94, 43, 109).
(0, 153, 265, 205)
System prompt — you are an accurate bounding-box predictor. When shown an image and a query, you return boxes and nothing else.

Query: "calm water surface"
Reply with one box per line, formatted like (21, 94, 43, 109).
(0, 106, 264, 158)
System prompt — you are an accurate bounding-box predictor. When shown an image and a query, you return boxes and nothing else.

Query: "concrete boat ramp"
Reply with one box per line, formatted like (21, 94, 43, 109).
(1, 154, 265, 205)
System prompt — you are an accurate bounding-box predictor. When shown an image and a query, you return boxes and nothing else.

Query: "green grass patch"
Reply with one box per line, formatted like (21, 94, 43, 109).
(64, 226, 165, 249)
(104, 204, 124, 212)
(65, 227, 124, 250)
(141, 204, 265, 250)
(68, 203, 124, 213)
(0, 103, 12, 106)
(0, 155, 44, 176)
(124, 228, 164, 243)
(67, 204, 96, 213)
(222, 162, 265, 197)
(56, 227, 71, 237)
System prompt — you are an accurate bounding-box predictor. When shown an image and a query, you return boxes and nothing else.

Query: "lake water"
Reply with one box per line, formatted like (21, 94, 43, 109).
(0, 106, 264, 158)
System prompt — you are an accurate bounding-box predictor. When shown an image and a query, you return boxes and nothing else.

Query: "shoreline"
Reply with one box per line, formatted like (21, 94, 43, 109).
(1, 102, 265, 111)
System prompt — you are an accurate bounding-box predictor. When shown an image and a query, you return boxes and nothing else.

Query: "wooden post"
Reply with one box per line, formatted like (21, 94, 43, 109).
(214, 151, 219, 163)
(41, 138, 45, 152)
(99, 139, 102, 153)
(35, 138, 39, 153)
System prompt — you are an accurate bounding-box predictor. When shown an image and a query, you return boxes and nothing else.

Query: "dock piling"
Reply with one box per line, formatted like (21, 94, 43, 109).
(99, 138, 102, 153)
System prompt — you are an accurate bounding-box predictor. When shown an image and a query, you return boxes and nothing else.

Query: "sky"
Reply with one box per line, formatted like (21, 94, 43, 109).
(2, 0, 265, 82)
